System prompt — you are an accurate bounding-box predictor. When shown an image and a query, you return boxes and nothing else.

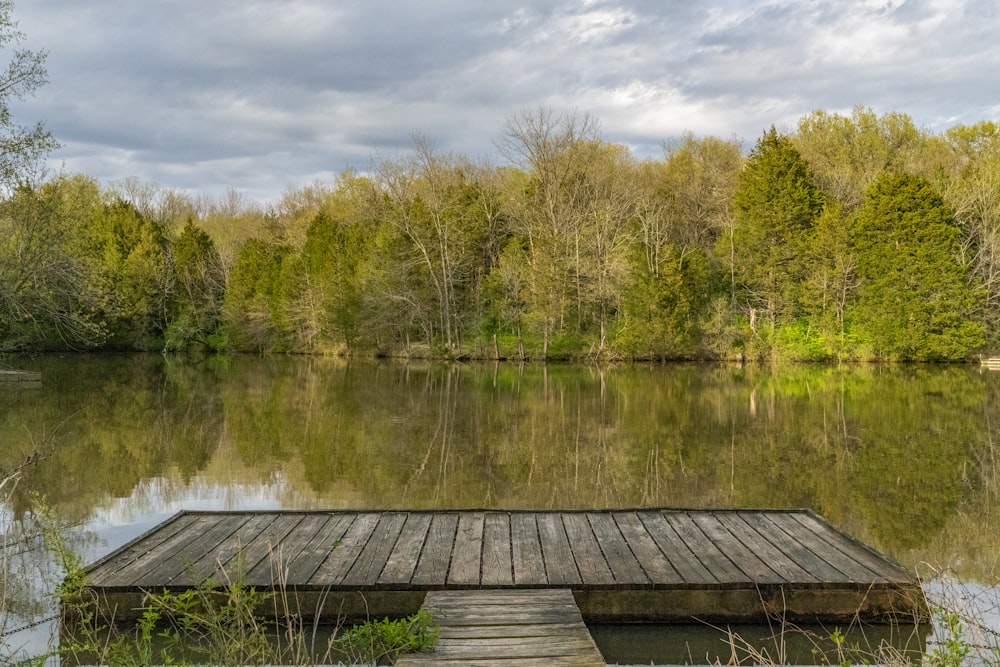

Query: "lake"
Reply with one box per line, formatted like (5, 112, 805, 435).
(2, 355, 998, 663)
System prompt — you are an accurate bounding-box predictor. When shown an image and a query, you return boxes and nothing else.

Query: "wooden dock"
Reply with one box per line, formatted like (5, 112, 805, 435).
(79, 508, 927, 626)
(395, 590, 605, 667)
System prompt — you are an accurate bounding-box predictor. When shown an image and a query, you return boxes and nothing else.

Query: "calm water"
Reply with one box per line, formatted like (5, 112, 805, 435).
(2, 355, 999, 663)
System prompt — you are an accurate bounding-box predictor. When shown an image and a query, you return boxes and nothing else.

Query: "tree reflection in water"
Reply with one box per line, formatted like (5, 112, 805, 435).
(1, 355, 998, 584)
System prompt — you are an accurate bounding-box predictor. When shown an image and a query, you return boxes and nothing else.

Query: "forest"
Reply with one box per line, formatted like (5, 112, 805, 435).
(2, 106, 998, 362)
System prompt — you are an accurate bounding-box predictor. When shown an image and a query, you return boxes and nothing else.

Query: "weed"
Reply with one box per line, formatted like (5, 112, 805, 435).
(329, 608, 438, 664)
(52, 530, 437, 666)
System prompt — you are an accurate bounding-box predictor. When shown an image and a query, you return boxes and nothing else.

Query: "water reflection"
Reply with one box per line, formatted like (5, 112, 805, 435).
(1, 355, 999, 582)
(590, 622, 929, 666)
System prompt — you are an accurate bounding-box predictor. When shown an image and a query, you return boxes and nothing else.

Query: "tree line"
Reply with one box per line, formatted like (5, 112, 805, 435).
(2, 106, 998, 361)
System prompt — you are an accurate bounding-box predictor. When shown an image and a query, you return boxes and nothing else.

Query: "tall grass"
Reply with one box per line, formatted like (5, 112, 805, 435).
(720, 574, 1000, 667)
(51, 530, 438, 666)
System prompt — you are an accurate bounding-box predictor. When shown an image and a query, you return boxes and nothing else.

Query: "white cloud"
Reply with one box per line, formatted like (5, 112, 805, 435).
(8, 0, 1000, 203)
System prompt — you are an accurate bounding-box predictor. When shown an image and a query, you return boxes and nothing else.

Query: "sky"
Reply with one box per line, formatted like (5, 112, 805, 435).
(8, 0, 1000, 205)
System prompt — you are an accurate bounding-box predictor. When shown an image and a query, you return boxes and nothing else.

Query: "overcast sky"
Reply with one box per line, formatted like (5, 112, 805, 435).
(9, 0, 1000, 204)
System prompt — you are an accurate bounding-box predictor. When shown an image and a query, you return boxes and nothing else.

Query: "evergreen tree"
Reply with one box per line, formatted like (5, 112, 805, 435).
(299, 212, 372, 351)
(166, 219, 225, 350)
(86, 200, 172, 348)
(731, 128, 825, 327)
(850, 172, 984, 360)
(221, 238, 291, 351)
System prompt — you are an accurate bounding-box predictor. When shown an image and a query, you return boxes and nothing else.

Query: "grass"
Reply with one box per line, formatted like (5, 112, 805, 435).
(717, 572, 1000, 666)
(52, 537, 438, 666)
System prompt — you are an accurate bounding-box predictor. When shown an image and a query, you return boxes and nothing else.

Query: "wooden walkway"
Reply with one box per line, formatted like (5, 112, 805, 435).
(395, 590, 604, 667)
(80, 508, 927, 624)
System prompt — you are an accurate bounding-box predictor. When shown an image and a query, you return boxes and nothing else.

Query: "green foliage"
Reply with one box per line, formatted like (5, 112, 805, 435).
(850, 172, 985, 360)
(927, 606, 971, 667)
(617, 246, 711, 359)
(61, 582, 437, 667)
(794, 106, 928, 210)
(221, 238, 292, 351)
(8, 105, 1000, 359)
(0, 0, 58, 189)
(299, 211, 373, 351)
(799, 203, 857, 356)
(165, 219, 225, 351)
(85, 200, 172, 349)
(732, 127, 826, 324)
(773, 321, 835, 361)
(0, 176, 105, 350)
(330, 609, 438, 664)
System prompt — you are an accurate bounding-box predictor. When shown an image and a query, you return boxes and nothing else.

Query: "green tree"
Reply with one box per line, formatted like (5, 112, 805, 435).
(495, 108, 640, 357)
(0, 175, 103, 349)
(373, 138, 496, 354)
(221, 238, 291, 351)
(617, 245, 711, 359)
(622, 135, 741, 359)
(84, 200, 172, 348)
(942, 122, 1000, 346)
(0, 0, 58, 190)
(800, 203, 857, 356)
(165, 219, 225, 350)
(299, 210, 378, 353)
(850, 172, 984, 360)
(731, 128, 825, 330)
(794, 106, 926, 211)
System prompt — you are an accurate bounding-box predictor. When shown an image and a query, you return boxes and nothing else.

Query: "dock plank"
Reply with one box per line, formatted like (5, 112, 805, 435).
(714, 512, 817, 583)
(481, 512, 513, 587)
(283, 513, 355, 584)
(561, 513, 614, 586)
(636, 511, 717, 585)
(169, 513, 274, 586)
(133, 515, 250, 587)
(763, 512, 877, 583)
(309, 512, 380, 585)
(790, 512, 909, 583)
(691, 512, 784, 584)
(342, 512, 407, 586)
(86, 513, 199, 585)
(740, 512, 850, 584)
(588, 512, 648, 585)
(510, 513, 546, 586)
(660, 512, 742, 584)
(449, 512, 485, 586)
(379, 513, 433, 586)
(613, 512, 683, 585)
(397, 589, 605, 667)
(90, 513, 216, 586)
(251, 513, 332, 581)
(239, 514, 309, 586)
(536, 513, 581, 586)
(412, 512, 459, 586)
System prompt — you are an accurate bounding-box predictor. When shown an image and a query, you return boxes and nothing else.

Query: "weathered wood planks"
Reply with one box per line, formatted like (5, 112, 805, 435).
(80, 508, 927, 624)
(395, 589, 605, 667)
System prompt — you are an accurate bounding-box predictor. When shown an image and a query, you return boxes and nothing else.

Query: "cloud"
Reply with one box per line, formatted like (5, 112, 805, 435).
(8, 0, 1000, 203)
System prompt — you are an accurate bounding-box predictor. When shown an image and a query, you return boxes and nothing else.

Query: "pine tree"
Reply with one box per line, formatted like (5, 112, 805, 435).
(731, 128, 825, 327)
(850, 172, 984, 360)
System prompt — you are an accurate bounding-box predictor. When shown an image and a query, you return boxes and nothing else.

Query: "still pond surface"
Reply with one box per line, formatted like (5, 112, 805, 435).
(2, 355, 999, 663)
